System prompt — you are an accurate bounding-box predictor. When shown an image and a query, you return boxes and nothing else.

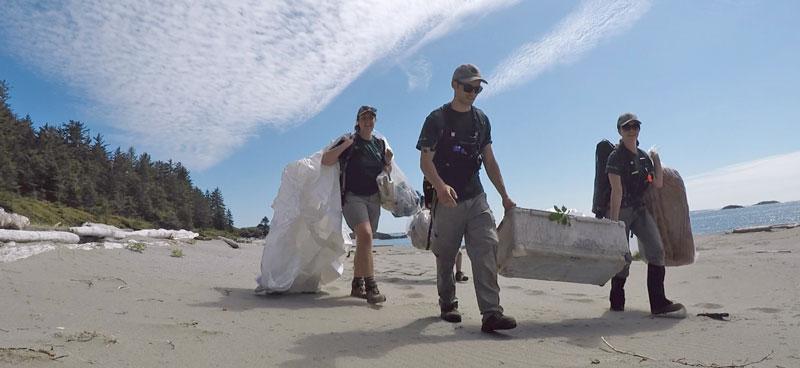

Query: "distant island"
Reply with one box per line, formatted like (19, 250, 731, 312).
(721, 205, 744, 210)
(754, 201, 780, 206)
(349, 232, 407, 240)
(721, 201, 781, 210)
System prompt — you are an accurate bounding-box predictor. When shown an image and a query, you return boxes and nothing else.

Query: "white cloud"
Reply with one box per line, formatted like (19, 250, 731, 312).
(684, 151, 800, 210)
(400, 58, 432, 91)
(484, 0, 651, 96)
(0, 0, 516, 169)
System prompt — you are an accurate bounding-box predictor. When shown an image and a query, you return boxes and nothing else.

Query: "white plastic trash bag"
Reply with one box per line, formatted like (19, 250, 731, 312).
(376, 162, 421, 218)
(256, 142, 352, 293)
(371, 132, 421, 218)
(407, 209, 432, 250)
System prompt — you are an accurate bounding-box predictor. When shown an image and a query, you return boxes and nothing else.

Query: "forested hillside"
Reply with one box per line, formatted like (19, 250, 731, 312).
(0, 80, 235, 231)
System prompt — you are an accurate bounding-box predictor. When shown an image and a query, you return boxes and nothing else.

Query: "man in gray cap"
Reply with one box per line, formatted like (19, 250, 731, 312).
(416, 64, 517, 332)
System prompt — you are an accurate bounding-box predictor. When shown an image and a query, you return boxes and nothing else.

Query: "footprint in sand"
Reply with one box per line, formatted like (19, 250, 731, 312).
(406, 293, 425, 298)
(397, 285, 414, 290)
(506, 285, 523, 290)
(564, 293, 586, 297)
(566, 298, 595, 303)
(707, 276, 721, 279)
(694, 303, 723, 309)
(526, 290, 545, 296)
(747, 307, 781, 313)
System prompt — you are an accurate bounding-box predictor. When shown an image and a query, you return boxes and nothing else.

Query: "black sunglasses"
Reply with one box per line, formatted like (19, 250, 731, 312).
(621, 123, 641, 131)
(460, 83, 483, 94)
(358, 105, 377, 114)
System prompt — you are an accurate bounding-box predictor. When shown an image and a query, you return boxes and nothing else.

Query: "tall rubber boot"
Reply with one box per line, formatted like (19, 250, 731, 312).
(647, 264, 684, 315)
(609, 276, 626, 311)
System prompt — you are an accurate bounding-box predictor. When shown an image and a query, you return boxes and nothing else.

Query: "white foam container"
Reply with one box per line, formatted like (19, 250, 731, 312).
(497, 208, 629, 286)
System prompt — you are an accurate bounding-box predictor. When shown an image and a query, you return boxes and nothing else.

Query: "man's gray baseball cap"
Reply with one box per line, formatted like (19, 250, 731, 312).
(617, 113, 642, 129)
(452, 64, 488, 84)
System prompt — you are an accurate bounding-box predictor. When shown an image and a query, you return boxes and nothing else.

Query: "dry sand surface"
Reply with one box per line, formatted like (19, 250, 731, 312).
(1, 228, 798, 367)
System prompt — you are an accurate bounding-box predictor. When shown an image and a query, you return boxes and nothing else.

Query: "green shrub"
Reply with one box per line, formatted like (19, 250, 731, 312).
(126, 242, 147, 253)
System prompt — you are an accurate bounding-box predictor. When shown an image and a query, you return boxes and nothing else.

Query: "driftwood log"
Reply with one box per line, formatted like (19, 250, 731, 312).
(0, 208, 30, 230)
(0, 229, 80, 244)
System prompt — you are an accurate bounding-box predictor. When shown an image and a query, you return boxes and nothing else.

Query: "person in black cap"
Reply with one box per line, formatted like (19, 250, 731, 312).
(322, 105, 393, 304)
(606, 113, 685, 316)
(416, 64, 517, 332)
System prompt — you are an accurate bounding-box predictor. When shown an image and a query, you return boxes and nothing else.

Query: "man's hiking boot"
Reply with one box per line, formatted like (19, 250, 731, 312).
(609, 276, 626, 311)
(455, 271, 469, 282)
(350, 279, 367, 299)
(365, 281, 386, 304)
(440, 303, 461, 323)
(481, 313, 517, 333)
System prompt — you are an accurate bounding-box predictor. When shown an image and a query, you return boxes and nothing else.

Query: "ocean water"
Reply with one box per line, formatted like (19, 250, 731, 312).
(689, 200, 800, 235)
(373, 200, 800, 247)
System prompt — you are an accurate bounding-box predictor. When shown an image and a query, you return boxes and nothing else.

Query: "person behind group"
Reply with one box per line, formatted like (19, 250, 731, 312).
(322, 105, 392, 304)
(606, 113, 684, 315)
(455, 251, 468, 282)
(417, 64, 516, 332)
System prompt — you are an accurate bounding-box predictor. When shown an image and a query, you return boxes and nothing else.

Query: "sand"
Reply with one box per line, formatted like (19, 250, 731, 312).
(1, 227, 798, 367)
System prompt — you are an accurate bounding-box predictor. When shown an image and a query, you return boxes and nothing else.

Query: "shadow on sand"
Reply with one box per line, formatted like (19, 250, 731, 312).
(278, 312, 681, 368)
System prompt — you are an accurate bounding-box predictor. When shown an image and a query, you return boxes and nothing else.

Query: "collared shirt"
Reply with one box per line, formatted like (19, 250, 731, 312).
(606, 144, 654, 207)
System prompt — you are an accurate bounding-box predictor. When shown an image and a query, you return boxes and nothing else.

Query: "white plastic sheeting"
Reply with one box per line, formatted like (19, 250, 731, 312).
(256, 145, 352, 293)
(0, 208, 30, 230)
(0, 229, 80, 244)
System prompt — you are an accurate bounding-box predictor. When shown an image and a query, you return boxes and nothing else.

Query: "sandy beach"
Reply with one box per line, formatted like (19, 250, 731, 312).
(1, 227, 798, 368)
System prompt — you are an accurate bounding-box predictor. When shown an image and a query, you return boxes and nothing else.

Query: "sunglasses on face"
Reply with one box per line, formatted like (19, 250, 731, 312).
(621, 123, 640, 131)
(460, 83, 483, 94)
(359, 106, 377, 114)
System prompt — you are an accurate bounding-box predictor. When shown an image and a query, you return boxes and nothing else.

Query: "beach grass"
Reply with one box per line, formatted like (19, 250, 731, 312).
(0, 191, 153, 229)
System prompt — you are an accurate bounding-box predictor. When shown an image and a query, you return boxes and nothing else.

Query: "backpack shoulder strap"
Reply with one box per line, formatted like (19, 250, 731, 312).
(376, 136, 387, 162)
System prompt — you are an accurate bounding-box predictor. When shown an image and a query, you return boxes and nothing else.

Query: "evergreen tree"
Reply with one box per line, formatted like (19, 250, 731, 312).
(0, 82, 18, 192)
(256, 216, 270, 238)
(209, 188, 228, 230)
(225, 209, 234, 230)
(0, 80, 235, 231)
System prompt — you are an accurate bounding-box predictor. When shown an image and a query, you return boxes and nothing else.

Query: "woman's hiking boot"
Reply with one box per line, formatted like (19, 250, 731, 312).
(455, 271, 469, 282)
(365, 280, 386, 304)
(350, 278, 367, 299)
(440, 302, 461, 323)
(609, 276, 626, 311)
(647, 264, 685, 316)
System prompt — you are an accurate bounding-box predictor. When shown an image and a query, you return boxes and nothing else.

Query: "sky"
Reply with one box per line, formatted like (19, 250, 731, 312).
(1, 0, 798, 233)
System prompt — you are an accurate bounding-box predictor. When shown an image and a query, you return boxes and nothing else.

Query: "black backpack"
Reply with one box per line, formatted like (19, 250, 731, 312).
(592, 139, 615, 218)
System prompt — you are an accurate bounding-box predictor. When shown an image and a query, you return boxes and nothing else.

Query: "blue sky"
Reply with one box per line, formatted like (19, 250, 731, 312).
(1, 1, 799, 233)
